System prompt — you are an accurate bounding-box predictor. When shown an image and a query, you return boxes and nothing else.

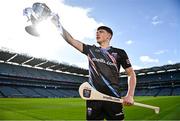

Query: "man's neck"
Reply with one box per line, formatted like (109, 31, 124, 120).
(99, 41, 110, 49)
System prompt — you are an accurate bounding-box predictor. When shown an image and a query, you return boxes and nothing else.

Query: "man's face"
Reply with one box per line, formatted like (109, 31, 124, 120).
(96, 29, 111, 44)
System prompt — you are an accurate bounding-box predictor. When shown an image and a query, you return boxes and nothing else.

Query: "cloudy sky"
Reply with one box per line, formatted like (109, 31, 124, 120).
(0, 0, 179, 70)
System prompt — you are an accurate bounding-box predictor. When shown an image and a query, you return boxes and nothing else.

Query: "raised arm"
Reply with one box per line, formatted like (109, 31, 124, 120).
(61, 27, 83, 52)
(51, 14, 83, 52)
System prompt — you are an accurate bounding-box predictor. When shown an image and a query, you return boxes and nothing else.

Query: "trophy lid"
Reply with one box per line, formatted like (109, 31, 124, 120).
(32, 2, 52, 21)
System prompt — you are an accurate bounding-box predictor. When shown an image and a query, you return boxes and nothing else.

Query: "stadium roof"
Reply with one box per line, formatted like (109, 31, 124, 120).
(134, 63, 180, 74)
(0, 49, 88, 75)
(0, 49, 180, 76)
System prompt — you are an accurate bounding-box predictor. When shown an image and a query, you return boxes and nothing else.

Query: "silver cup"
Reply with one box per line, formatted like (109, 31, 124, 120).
(23, 2, 55, 37)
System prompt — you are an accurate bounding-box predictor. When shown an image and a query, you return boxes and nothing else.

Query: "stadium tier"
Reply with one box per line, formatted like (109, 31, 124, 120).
(120, 64, 180, 96)
(0, 49, 180, 97)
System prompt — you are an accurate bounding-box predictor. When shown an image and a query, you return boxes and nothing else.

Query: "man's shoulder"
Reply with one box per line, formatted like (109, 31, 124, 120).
(110, 46, 126, 53)
(84, 44, 97, 48)
(82, 44, 99, 54)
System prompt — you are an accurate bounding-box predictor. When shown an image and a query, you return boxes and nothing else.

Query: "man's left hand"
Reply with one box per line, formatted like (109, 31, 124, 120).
(123, 95, 134, 106)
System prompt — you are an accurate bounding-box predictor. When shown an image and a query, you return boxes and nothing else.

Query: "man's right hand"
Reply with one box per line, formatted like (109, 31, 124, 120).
(51, 13, 63, 33)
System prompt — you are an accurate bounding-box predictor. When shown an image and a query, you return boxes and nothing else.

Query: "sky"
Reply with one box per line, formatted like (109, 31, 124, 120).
(0, 0, 179, 71)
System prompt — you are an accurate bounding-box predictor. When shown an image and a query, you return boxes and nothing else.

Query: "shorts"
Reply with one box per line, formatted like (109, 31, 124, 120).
(86, 100, 124, 120)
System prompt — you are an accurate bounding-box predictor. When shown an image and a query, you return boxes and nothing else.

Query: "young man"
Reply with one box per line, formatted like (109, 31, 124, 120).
(54, 18, 136, 120)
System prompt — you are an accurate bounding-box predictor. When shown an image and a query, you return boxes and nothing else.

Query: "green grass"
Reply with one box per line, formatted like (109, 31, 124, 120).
(0, 96, 179, 120)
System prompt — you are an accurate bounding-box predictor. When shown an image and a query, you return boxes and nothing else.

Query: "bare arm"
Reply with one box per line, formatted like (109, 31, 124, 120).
(61, 27, 83, 52)
(126, 67, 136, 97)
(123, 67, 137, 105)
(51, 14, 83, 52)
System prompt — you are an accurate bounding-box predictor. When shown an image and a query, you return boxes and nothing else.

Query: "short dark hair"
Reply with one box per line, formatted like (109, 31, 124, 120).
(97, 26, 113, 37)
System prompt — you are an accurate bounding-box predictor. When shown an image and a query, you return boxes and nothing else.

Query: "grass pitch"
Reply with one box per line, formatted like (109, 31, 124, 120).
(0, 96, 179, 120)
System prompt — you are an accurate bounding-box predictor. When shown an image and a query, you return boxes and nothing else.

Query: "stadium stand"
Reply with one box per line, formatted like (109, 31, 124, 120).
(119, 63, 180, 96)
(0, 49, 180, 98)
(0, 49, 88, 98)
